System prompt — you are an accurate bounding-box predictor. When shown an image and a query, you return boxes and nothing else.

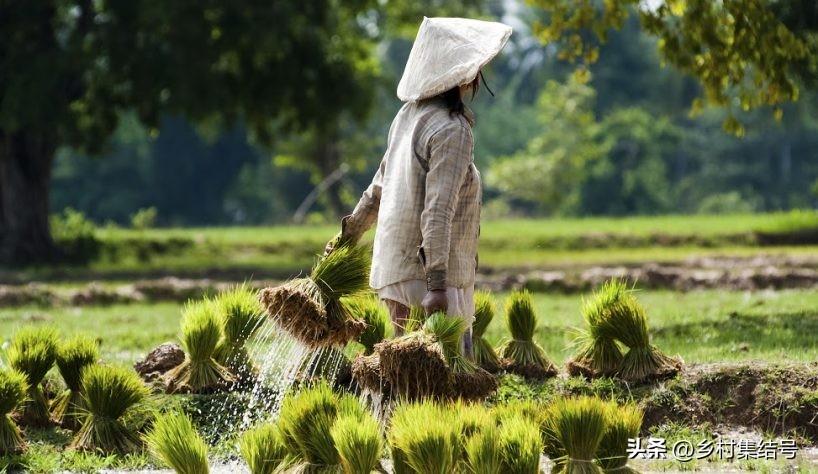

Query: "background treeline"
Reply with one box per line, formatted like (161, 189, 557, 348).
(51, 8, 818, 227)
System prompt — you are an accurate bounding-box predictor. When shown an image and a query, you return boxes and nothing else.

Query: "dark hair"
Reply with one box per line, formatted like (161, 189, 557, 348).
(440, 74, 480, 118)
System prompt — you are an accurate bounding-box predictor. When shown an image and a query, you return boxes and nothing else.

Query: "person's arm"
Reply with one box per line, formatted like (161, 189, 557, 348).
(420, 122, 473, 294)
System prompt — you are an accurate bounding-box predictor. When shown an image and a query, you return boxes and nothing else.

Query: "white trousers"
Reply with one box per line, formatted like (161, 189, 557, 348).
(376, 280, 475, 326)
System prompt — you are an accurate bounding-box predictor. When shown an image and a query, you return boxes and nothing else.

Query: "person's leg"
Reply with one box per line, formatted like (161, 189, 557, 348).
(384, 299, 410, 337)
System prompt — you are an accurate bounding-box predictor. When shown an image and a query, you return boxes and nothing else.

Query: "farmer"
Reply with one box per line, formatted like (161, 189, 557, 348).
(326, 17, 512, 356)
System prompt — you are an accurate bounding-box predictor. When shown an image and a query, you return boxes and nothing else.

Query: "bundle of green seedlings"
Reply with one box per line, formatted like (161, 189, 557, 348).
(377, 312, 497, 401)
(498, 290, 558, 380)
(166, 299, 234, 393)
(566, 280, 626, 378)
(542, 396, 609, 474)
(275, 380, 383, 472)
(585, 279, 681, 383)
(348, 295, 391, 394)
(145, 411, 210, 474)
(260, 244, 371, 348)
(71, 364, 150, 454)
(472, 291, 501, 373)
(51, 335, 99, 430)
(6, 326, 59, 427)
(596, 402, 643, 474)
(213, 284, 266, 384)
(389, 401, 460, 474)
(239, 422, 291, 474)
(0, 369, 28, 456)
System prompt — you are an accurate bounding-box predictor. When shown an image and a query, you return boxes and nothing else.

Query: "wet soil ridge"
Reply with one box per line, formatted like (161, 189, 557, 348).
(639, 362, 818, 443)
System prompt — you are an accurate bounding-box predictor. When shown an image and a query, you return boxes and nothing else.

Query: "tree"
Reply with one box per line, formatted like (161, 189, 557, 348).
(0, 0, 378, 263)
(529, 0, 818, 134)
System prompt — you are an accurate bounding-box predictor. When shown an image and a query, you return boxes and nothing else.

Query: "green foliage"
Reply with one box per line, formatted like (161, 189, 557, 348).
(72, 365, 150, 454)
(311, 244, 371, 301)
(49, 208, 101, 263)
(277, 381, 342, 466)
(130, 207, 158, 230)
(465, 424, 502, 474)
(6, 326, 59, 427)
(331, 414, 383, 474)
(498, 415, 543, 474)
(529, 0, 814, 132)
(388, 402, 460, 474)
(345, 295, 390, 354)
(145, 412, 209, 474)
(239, 422, 289, 474)
(0, 369, 28, 455)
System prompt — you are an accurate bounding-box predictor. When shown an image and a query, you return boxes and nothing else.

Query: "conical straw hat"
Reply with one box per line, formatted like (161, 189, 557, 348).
(397, 17, 512, 102)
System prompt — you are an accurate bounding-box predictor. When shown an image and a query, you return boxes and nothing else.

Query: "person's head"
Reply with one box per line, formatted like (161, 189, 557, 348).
(440, 73, 480, 119)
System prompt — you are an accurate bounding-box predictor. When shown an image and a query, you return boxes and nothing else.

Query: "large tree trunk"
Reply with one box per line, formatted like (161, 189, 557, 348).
(0, 131, 58, 265)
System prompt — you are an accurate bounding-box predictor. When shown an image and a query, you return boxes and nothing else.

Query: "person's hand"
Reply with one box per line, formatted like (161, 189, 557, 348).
(422, 289, 448, 315)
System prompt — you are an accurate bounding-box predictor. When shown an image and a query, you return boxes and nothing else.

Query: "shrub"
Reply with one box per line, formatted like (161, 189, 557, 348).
(130, 207, 158, 230)
(542, 397, 608, 474)
(498, 415, 542, 474)
(6, 326, 59, 427)
(472, 291, 501, 373)
(71, 365, 150, 454)
(388, 401, 459, 474)
(213, 285, 265, 381)
(498, 290, 558, 380)
(331, 414, 383, 474)
(52, 336, 99, 430)
(145, 412, 209, 474)
(166, 300, 234, 393)
(50, 208, 101, 263)
(239, 422, 290, 474)
(0, 369, 29, 455)
(259, 244, 371, 348)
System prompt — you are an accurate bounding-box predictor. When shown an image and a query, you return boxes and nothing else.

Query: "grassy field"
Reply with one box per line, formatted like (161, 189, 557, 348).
(12, 211, 818, 281)
(4, 289, 817, 366)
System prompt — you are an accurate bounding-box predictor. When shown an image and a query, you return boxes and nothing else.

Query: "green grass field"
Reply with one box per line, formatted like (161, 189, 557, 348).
(4, 289, 817, 366)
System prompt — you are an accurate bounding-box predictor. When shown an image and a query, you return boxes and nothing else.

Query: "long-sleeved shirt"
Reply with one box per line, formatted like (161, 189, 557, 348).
(344, 96, 481, 291)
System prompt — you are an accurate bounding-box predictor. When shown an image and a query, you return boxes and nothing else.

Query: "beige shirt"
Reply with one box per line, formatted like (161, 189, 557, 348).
(344, 97, 481, 290)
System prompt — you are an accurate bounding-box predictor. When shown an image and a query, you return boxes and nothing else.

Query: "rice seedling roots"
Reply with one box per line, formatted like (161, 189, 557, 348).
(259, 285, 366, 349)
(351, 354, 390, 396)
(377, 334, 453, 401)
(500, 358, 559, 381)
(452, 368, 498, 401)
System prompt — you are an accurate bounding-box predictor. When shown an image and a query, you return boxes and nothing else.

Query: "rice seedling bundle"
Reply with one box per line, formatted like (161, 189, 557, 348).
(388, 401, 460, 474)
(52, 335, 99, 430)
(351, 352, 389, 395)
(498, 415, 543, 474)
(0, 368, 28, 455)
(591, 279, 682, 383)
(331, 414, 383, 474)
(498, 290, 558, 380)
(464, 423, 502, 474)
(567, 280, 626, 378)
(597, 402, 642, 473)
(6, 326, 59, 427)
(542, 397, 608, 474)
(213, 284, 265, 382)
(166, 300, 234, 393)
(259, 244, 371, 348)
(145, 412, 209, 474)
(239, 422, 290, 474)
(71, 364, 150, 454)
(472, 291, 501, 373)
(345, 295, 390, 355)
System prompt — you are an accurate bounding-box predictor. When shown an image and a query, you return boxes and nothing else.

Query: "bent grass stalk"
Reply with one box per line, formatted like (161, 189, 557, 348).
(6, 326, 59, 427)
(145, 411, 209, 474)
(71, 365, 150, 454)
(52, 335, 99, 430)
(499, 290, 558, 380)
(0, 369, 29, 455)
(472, 291, 501, 373)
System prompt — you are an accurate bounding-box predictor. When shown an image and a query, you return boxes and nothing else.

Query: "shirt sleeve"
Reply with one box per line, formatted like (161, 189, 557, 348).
(420, 122, 474, 290)
(343, 158, 385, 240)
